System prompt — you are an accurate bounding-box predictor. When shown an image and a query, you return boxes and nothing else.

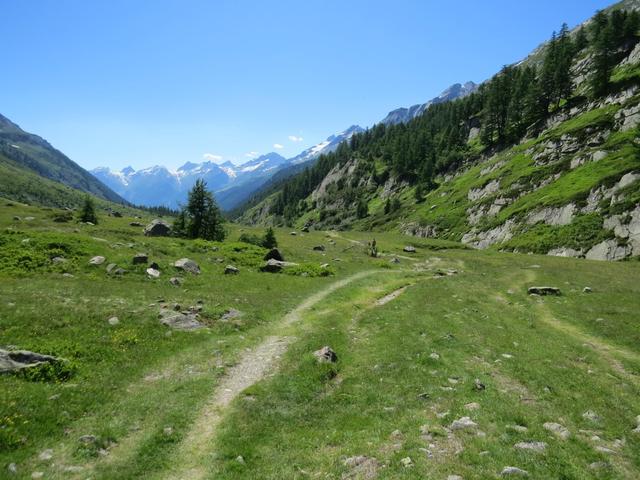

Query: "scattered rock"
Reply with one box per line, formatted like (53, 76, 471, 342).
(133, 253, 148, 265)
(144, 219, 172, 236)
(450, 417, 478, 431)
(0, 349, 62, 373)
(163, 426, 173, 436)
(501, 466, 529, 477)
(169, 277, 183, 286)
(31, 472, 44, 479)
(400, 457, 413, 468)
(403, 246, 416, 253)
(527, 286, 561, 296)
(514, 441, 547, 452)
(313, 346, 338, 363)
(583, 410, 601, 422)
(174, 258, 200, 274)
(313, 245, 325, 251)
(507, 425, 528, 433)
(474, 378, 486, 391)
(147, 268, 161, 279)
(589, 461, 611, 471)
(224, 265, 239, 275)
(290, 231, 297, 236)
(235, 455, 245, 464)
(106, 263, 118, 273)
(220, 308, 243, 322)
(343, 456, 379, 479)
(260, 259, 299, 273)
(38, 449, 53, 461)
(159, 312, 202, 331)
(465, 402, 480, 411)
(389, 257, 400, 264)
(448, 476, 463, 480)
(107, 316, 119, 326)
(129, 221, 143, 227)
(89, 256, 106, 266)
(79, 434, 97, 444)
(51, 256, 67, 264)
(583, 287, 592, 293)
(543, 422, 570, 440)
(633, 415, 640, 433)
(264, 248, 284, 261)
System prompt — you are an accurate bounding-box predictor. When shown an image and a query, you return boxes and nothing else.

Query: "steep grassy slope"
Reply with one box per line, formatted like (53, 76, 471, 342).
(1, 203, 638, 479)
(0, 114, 125, 205)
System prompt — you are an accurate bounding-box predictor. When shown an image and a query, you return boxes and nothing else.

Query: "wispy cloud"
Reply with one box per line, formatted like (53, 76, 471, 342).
(202, 153, 223, 163)
(245, 151, 259, 158)
(273, 143, 284, 149)
(288, 135, 304, 142)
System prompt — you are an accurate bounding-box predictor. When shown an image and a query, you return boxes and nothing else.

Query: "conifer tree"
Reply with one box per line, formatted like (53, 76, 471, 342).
(181, 179, 226, 241)
(79, 195, 98, 224)
(263, 227, 278, 248)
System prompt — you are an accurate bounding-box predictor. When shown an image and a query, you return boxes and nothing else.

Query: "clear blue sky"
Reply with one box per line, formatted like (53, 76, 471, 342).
(2, 0, 614, 170)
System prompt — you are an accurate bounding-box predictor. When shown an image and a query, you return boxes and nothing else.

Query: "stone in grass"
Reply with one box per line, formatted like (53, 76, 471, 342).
(224, 265, 239, 275)
(343, 456, 379, 479)
(313, 245, 325, 251)
(543, 422, 570, 440)
(474, 378, 486, 391)
(403, 245, 416, 253)
(313, 346, 338, 363)
(147, 268, 161, 279)
(514, 441, 547, 452)
(220, 308, 243, 322)
(583, 410, 601, 422)
(260, 259, 299, 273)
(159, 311, 202, 331)
(144, 219, 172, 237)
(448, 476, 464, 480)
(633, 415, 640, 433)
(527, 286, 561, 296)
(400, 457, 413, 468)
(38, 449, 53, 461)
(107, 316, 119, 326)
(169, 277, 183, 286)
(450, 417, 478, 431)
(501, 466, 529, 477)
(132, 253, 148, 265)
(31, 472, 44, 479)
(0, 349, 61, 374)
(174, 258, 200, 274)
(89, 256, 106, 265)
(583, 287, 593, 293)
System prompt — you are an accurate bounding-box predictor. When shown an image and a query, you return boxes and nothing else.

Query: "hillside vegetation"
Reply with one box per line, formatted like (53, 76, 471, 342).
(239, 5, 640, 261)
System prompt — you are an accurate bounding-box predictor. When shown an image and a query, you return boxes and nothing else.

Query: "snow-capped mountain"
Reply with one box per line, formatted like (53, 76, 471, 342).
(91, 152, 287, 209)
(380, 81, 478, 125)
(289, 125, 364, 165)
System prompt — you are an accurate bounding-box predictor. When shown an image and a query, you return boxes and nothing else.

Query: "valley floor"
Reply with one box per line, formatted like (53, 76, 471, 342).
(1, 203, 639, 479)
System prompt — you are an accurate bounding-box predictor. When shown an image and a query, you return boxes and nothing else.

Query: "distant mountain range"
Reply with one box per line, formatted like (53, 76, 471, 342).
(380, 82, 478, 125)
(92, 126, 364, 210)
(92, 82, 476, 211)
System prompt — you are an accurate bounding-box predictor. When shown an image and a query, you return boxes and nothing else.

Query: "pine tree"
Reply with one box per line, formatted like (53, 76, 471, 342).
(383, 198, 391, 215)
(263, 227, 278, 248)
(574, 26, 588, 52)
(356, 198, 369, 218)
(79, 195, 98, 224)
(182, 179, 226, 241)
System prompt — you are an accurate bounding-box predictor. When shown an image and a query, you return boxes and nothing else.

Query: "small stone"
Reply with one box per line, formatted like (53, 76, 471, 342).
(403, 245, 416, 253)
(8, 463, 17, 474)
(583, 410, 601, 422)
(79, 434, 97, 444)
(514, 441, 546, 452)
(507, 425, 528, 433)
(132, 253, 148, 265)
(146, 268, 161, 278)
(448, 476, 463, 480)
(236, 455, 245, 464)
(320, 263, 330, 269)
(313, 245, 325, 251)
(527, 286, 560, 296)
(595, 446, 616, 454)
(224, 265, 239, 275)
(429, 352, 440, 360)
(169, 277, 182, 286)
(31, 473, 44, 479)
(501, 353, 514, 359)
(465, 402, 480, 411)
(589, 461, 611, 470)
(450, 417, 478, 431)
(313, 346, 337, 363)
(543, 422, 570, 440)
(163, 427, 173, 436)
(501, 466, 529, 477)
(400, 457, 413, 467)
(89, 256, 106, 265)
(389, 257, 400, 264)
(107, 316, 119, 326)
(583, 287, 592, 293)
(474, 378, 486, 391)
(38, 449, 53, 461)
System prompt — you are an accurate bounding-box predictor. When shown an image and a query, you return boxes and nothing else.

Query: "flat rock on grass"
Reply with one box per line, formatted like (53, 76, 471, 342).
(501, 466, 529, 477)
(174, 258, 200, 274)
(89, 256, 106, 265)
(514, 441, 547, 452)
(220, 308, 243, 322)
(342, 456, 379, 479)
(543, 422, 570, 440)
(159, 311, 202, 331)
(0, 349, 61, 373)
(528, 286, 561, 296)
(450, 417, 478, 431)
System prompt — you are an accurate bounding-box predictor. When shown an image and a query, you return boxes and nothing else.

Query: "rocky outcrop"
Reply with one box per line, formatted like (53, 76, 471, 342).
(527, 203, 576, 226)
(468, 179, 500, 201)
(0, 349, 62, 373)
(585, 239, 632, 261)
(144, 219, 172, 237)
(603, 206, 640, 255)
(462, 220, 515, 249)
(402, 222, 438, 238)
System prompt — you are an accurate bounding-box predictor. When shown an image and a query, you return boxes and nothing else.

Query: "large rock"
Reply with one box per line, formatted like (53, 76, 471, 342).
(0, 349, 61, 373)
(144, 219, 172, 237)
(260, 259, 298, 273)
(224, 265, 239, 275)
(89, 256, 106, 265)
(174, 258, 200, 274)
(264, 248, 284, 261)
(159, 311, 202, 331)
(528, 286, 561, 296)
(585, 239, 631, 261)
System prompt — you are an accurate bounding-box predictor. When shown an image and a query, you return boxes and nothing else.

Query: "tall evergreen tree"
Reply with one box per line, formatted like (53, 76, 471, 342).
(181, 179, 226, 241)
(79, 195, 98, 224)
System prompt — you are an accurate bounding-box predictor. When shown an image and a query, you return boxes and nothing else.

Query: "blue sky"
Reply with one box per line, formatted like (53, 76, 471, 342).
(2, 0, 614, 170)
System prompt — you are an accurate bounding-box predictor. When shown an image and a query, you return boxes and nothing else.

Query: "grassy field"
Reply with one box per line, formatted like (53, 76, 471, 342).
(1, 200, 639, 479)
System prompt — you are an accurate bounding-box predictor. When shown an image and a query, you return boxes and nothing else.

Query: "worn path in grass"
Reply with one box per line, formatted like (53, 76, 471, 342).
(163, 269, 399, 480)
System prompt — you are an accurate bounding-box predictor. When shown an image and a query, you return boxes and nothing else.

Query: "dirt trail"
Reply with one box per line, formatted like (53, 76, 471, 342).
(375, 286, 407, 306)
(164, 269, 385, 480)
